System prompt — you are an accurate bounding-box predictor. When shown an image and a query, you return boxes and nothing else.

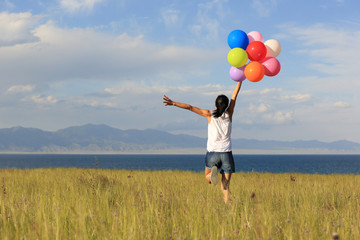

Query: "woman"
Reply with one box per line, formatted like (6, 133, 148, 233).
(163, 81, 243, 204)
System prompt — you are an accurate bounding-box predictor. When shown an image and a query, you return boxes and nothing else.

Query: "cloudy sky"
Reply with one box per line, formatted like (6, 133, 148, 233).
(0, 0, 359, 143)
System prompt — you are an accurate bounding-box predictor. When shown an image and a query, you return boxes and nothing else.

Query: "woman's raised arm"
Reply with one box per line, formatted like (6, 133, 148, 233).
(163, 95, 211, 122)
(227, 81, 243, 121)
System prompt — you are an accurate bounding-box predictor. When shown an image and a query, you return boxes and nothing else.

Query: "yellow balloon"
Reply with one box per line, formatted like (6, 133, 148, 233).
(227, 48, 248, 67)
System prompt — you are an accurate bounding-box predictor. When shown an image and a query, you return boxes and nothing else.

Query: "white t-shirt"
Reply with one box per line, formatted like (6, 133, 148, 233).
(206, 111, 232, 152)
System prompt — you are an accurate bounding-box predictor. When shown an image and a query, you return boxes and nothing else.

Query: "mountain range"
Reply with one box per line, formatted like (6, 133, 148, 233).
(0, 124, 359, 153)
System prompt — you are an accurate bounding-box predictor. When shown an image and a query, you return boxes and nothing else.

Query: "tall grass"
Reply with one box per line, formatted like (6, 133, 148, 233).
(0, 168, 359, 239)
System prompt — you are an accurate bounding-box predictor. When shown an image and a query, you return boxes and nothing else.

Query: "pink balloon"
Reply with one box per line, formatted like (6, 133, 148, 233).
(229, 65, 246, 82)
(247, 31, 264, 43)
(260, 57, 281, 77)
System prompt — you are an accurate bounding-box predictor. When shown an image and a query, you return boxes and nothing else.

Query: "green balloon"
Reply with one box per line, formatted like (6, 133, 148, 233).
(227, 48, 248, 67)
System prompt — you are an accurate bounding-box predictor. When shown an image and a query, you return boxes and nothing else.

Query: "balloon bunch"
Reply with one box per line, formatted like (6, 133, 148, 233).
(227, 30, 281, 82)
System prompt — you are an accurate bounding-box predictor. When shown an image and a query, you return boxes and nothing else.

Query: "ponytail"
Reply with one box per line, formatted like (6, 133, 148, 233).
(212, 95, 229, 118)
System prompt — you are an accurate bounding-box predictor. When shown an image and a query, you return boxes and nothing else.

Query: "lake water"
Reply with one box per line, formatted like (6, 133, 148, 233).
(0, 154, 360, 174)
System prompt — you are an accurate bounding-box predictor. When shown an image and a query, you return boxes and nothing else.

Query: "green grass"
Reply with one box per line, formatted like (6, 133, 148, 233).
(0, 168, 359, 239)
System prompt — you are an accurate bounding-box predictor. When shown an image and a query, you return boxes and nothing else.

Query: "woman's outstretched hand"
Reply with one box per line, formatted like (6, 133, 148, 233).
(163, 95, 174, 106)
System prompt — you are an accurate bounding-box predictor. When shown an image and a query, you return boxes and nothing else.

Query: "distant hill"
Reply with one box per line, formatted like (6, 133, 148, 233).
(0, 124, 359, 153)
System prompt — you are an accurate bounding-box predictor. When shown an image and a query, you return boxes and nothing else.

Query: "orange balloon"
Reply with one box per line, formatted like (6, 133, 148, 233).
(244, 61, 265, 82)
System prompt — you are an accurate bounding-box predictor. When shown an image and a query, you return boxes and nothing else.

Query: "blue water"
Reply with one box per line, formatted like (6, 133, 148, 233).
(0, 154, 359, 174)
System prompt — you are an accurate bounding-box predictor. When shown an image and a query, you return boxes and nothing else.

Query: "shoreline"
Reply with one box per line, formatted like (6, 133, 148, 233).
(0, 148, 359, 155)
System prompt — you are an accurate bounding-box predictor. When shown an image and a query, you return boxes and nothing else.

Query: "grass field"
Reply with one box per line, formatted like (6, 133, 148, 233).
(0, 168, 359, 239)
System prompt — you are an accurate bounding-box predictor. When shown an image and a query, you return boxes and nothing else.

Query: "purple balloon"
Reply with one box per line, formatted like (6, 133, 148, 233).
(229, 66, 246, 82)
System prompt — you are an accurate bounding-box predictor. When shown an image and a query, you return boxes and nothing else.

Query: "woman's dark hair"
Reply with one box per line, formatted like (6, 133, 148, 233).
(212, 94, 229, 118)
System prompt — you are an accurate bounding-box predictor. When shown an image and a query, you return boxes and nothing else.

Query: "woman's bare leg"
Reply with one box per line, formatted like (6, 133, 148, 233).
(205, 167, 219, 185)
(205, 168, 211, 184)
(221, 173, 232, 204)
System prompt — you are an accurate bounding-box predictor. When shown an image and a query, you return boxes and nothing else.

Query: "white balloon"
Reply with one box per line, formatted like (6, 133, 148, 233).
(264, 39, 281, 58)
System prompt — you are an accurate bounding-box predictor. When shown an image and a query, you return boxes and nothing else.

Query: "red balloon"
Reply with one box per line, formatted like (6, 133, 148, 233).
(260, 57, 281, 76)
(244, 61, 265, 82)
(246, 41, 267, 61)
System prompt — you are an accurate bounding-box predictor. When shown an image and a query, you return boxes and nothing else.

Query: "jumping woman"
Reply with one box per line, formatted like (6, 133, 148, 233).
(163, 81, 243, 204)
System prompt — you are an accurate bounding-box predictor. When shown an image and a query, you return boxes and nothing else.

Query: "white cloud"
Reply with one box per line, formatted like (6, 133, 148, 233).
(0, 12, 43, 46)
(73, 98, 117, 108)
(249, 103, 270, 113)
(31, 95, 58, 105)
(282, 94, 311, 103)
(285, 24, 360, 77)
(333, 101, 351, 108)
(239, 108, 293, 126)
(260, 88, 282, 95)
(266, 111, 293, 124)
(60, 0, 104, 13)
(246, 102, 293, 125)
(0, 20, 223, 88)
(7, 85, 35, 94)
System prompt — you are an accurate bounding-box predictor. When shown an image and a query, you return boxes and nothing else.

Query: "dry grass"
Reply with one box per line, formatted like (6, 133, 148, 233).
(0, 168, 359, 239)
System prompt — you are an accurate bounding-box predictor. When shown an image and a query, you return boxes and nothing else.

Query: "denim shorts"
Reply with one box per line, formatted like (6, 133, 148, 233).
(205, 151, 235, 174)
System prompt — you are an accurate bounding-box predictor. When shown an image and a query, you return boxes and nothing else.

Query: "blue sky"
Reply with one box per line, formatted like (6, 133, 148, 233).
(0, 0, 359, 143)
